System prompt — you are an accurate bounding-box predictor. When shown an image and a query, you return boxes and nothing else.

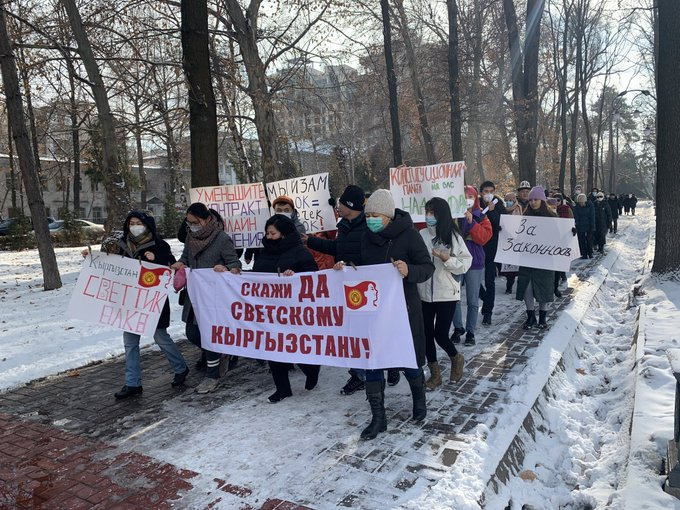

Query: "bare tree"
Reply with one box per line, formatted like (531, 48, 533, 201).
(0, 4, 62, 290)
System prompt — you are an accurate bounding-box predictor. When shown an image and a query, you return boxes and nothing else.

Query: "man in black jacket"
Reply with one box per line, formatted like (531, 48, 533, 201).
(478, 181, 507, 325)
(307, 185, 368, 395)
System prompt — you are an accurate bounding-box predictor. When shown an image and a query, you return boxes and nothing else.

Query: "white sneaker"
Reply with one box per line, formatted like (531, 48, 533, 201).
(196, 378, 219, 394)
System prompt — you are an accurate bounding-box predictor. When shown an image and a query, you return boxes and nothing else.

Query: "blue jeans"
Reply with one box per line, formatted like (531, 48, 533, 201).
(365, 367, 423, 382)
(453, 268, 484, 334)
(349, 368, 366, 382)
(123, 329, 188, 387)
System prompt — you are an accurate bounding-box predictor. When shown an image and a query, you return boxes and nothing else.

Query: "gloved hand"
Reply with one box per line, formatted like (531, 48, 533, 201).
(571, 227, 577, 236)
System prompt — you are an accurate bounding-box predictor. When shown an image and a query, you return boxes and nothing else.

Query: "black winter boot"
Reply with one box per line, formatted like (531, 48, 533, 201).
(538, 310, 548, 329)
(361, 380, 387, 440)
(387, 368, 400, 386)
(523, 310, 537, 330)
(406, 372, 427, 422)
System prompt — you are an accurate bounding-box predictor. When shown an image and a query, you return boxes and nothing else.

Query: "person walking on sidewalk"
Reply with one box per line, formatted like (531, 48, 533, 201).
(253, 214, 320, 403)
(573, 194, 595, 259)
(593, 192, 612, 254)
(629, 193, 638, 215)
(478, 181, 507, 326)
(553, 194, 573, 297)
(608, 193, 620, 234)
(171, 203, 242, 394)
(306, 185, 368, 396)
(336, 189, 434, 441)
(517, 187, 556, 330)
(451, 186, 492, 346)
(85, 211, 190, 399)
(501, 192, 522, 294)
(418, 198, 472, 390)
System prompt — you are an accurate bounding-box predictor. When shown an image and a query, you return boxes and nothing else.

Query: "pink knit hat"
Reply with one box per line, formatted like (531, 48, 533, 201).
(528, 186, 547, 201)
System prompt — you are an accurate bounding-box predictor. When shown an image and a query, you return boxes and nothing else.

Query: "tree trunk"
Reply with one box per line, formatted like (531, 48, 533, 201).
(68, 64, 81, 214)
(0, 6, 62, 290)
(380, 0, 402, 166)
(447, 0, 463, 161)
(62, 0, 128, 231)
(394, 0, 436, 164)
(181, 0, 219, 188)
(502, 0, 545, 186)
(133, 98, 147, 210)
(653, 0, 680, 273)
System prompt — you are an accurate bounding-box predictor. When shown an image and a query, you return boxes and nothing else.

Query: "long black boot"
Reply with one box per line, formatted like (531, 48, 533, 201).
(538, 310, 548, 329)
(523, 310, 537, 330)
(360, 380, 386, 440)
(406, 372, 427, 422)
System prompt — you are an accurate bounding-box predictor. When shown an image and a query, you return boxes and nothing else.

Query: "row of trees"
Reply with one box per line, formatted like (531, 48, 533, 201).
(0, 0, 676, 286)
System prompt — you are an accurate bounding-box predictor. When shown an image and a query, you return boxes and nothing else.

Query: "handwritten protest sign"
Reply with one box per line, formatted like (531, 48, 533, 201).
(186, 264, 417, 369)
(389, 162, 466, 222)
(189, 183, 269, 248)
(266, 173, 335, 233)
(495, 215, 581, 272)
(67, 253, 173, 337)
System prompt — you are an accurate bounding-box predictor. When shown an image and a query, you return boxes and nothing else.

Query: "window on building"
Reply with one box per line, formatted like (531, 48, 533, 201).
(92, 207, 103, 223)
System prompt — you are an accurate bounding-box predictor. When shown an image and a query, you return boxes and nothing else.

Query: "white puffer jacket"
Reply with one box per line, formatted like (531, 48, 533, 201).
(417, 226, 472, 303)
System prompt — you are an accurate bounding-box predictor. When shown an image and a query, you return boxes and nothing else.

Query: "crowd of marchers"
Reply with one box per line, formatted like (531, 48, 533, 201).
(87, 180, 638, 441)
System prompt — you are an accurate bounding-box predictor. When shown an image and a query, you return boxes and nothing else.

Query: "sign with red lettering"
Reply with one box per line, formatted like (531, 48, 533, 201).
(266, 173, 336, 233)
(67, 253, 173, 337)
(189, 182, 269, 248)
(186, 264, 417, 369)
(389, 162, 466, 222)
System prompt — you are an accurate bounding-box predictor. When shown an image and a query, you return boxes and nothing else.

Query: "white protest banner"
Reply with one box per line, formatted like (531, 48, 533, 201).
(389, 161, 466, 222)
(67, 253, 173, 337)
(186, 264, 417, 369)
(494, 215, 581, 272)
(266, 172, 336, 233)
(189, 182, 269, 248)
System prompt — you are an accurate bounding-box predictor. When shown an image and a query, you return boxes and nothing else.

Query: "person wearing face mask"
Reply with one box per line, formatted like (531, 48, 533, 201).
(517, 187, 556, 330)
(573, 193, 595, 259)
(449, 186, 492, 346)
(501, 192, 522, 294)
(82, 211, 190, 399)
(271, 196, 307, 235)
(593, 192, 612, 254)
(171, 203, 242, 394)
(589, 188, 600, 203)
(418, 198, 472, 390)
(339, 189, 433, 440)
(306, 185, 369, 396)
(253, 214, 320, 403)
(477, 181, 507, 326)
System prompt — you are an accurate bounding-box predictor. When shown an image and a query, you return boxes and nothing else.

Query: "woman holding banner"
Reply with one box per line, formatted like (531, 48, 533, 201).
(516, 187, 556, 330)
(418, 198, 472, 390)
(338, 189, 434, 441)
(84, 211, 190, 399)
(253, 214, 320, 403)
(171, 203, 242, 394)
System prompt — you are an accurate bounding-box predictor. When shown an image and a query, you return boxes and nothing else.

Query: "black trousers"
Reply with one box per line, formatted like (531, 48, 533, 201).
(577, 231, 593, 257)
(610, 218, 618, 233)
(422, 301, 458, 363)
(269, 361, 319, 394)
(186, 321, 221, 379)
(480, 260, 497, 316)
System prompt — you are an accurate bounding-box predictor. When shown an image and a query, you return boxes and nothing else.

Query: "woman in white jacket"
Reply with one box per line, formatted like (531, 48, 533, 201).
(418, 198, 473, 389)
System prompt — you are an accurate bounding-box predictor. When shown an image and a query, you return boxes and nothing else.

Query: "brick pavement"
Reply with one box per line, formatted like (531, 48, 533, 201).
(0, 257, 601, 509)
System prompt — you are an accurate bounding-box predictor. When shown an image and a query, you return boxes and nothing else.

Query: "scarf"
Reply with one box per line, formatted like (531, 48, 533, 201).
(126, 230, 154, 258)
(186, 216, 222, 257)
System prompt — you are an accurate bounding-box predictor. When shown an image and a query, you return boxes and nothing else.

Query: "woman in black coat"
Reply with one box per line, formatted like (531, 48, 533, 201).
(253, 214, 320, 403)
(89, 211, 189, 399)
(338, 189, 434, 441)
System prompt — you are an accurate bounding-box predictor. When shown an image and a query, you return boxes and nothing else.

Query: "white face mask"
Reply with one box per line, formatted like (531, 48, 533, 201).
(189, 224, 202, 233)
(129, 225, 147, 237)
(278, 212, 293, 219)
(483, 193, 494, 203)
(466, 198, 475, 209)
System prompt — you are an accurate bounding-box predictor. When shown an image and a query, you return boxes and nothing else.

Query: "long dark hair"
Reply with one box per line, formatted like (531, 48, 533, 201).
(186, 202, 211, 219)
(425, 197, 461, 247)
(523, 201, 557, 218)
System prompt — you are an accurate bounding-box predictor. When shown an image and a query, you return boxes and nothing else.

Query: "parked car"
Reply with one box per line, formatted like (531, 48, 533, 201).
(0, 218, 27, 236)
(49, 219, 106, 240)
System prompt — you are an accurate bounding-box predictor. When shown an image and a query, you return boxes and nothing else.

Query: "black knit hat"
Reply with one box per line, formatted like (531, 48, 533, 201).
(265, 214, 297, 236)
(339, 185, 365, 211)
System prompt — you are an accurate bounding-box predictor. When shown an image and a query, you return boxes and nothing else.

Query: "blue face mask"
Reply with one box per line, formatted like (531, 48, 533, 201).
(366, 217, 385, 233)
(425, 215, 437, 227)
(505, 201, 514, 208)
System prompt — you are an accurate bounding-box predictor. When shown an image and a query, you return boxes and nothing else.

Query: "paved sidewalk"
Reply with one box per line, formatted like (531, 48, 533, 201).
(0, 258, 600, 509)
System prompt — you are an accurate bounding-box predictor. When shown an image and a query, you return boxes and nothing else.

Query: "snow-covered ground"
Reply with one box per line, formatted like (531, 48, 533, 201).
(1, 205, 679, 509)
